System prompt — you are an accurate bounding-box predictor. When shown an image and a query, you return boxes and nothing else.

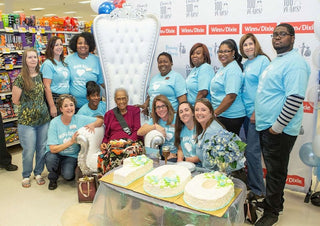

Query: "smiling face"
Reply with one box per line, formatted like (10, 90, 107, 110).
(53, 39, 64, 59)
(115, 90, 128, 112)
(191, 47, 205, 67)
(194, 102, 212, 128)
(178, 103, 194, 125)
(26, 51, 38, 70)
(88, 92, 101, 110)
(155, 100, 168, 121)
(157, 55, 173, 76)
(218, 44, 235, 67)
(272, 26, 295, 54)
(60, 98, 75, 117)
(76, 36, 90, 58)
(242, 37, 255, 60)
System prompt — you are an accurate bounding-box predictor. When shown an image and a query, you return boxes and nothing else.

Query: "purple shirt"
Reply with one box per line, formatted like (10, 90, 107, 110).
(102, 105, 142, 143)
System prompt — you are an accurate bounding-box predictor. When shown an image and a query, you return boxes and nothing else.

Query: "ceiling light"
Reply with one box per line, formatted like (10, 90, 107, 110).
(43, 14, 57, 17)
(0, 3, 5, 6)
(78, 1, 91, 3)
(64, 11, 77, 14)
(73, 16, 83, 19)
(30, 8, 45, 11)
(13, 10, 25, 13)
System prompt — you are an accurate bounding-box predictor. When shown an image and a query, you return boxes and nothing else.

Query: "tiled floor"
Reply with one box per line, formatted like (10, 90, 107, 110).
(0, 145, 319, 226)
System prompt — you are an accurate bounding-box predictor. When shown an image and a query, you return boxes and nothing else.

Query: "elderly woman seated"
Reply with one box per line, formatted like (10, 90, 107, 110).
(97, 88, 144, 174)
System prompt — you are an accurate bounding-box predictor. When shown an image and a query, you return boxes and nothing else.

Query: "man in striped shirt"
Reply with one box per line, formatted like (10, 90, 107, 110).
(255, 23, 310, 226)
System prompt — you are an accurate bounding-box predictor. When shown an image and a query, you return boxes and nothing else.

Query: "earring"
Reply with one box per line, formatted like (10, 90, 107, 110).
(233, 55, 235, 59)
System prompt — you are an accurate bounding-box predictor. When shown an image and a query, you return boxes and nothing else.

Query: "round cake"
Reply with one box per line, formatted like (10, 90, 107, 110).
(183, 171, 234, 211)
(143, 165, 191, 198)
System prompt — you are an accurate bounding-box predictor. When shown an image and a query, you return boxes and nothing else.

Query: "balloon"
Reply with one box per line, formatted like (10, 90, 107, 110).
(90, 0, 110, 13)
(98, 2, 115, 14)
(312, 134, 320, 157)
(306, 84, 320, 110)
(299, 142, 320, 167)
(113, 0, 126, 8)
(316, 166, 320, 179)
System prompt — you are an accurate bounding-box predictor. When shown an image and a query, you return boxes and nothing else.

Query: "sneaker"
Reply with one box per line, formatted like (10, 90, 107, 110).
(5, 164, 18, 171)
(35, 175, 45, 185)
(48, 180, 57, 190)
(22, 178, 31, 188)
(255, 214, 278, 226)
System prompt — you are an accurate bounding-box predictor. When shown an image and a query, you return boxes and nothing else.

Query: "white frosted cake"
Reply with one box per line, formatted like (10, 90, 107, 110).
(113, 155, 153, 186)
(183, 171, 234, 211)
(143, 165, 191, 198)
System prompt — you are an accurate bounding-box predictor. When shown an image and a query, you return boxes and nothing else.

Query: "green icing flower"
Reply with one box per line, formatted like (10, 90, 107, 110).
(203, 172, 233, 188)
(130, 155, 150, 167)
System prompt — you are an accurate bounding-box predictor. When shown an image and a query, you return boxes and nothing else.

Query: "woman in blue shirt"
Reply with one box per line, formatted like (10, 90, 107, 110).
(186, 43, 215, 105)
(239, 33, 270, 199)
(41, 36, 70, 117)
(138, 52, 187, 114)
(210, 39, 246, 135)
(65, 32, 104, 109)
(174, 101, 199, 163)
(138, 95, 177, 162)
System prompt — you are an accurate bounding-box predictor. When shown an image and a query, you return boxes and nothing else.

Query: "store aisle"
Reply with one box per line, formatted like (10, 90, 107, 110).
(0, 146, 319, 226)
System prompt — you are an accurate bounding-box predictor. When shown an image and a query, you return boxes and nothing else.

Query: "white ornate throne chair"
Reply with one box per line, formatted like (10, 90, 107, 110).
(77, 7, 160, 175)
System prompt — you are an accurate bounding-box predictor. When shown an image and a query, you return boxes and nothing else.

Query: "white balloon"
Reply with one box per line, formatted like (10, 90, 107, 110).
(90, 0, 111, 13)
(312, 134, 320, 158)
(312, 46, 320, 70)
(314, 20, 320, 40)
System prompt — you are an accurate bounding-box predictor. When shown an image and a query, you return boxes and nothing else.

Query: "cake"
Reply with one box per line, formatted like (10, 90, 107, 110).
(183, 171, 234, 211)
(113, 155, 153, 186)
(143, 165, 191, 198)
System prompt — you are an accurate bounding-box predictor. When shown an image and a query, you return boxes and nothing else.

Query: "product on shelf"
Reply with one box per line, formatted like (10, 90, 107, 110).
(0, 72, 11, 92)
(0, 98, 16, 118)
(4, 126, 19, 144)
(183, 171, 235, 211)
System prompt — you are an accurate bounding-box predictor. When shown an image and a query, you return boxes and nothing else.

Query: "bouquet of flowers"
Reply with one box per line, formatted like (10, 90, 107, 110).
(202, 130, 246, 173)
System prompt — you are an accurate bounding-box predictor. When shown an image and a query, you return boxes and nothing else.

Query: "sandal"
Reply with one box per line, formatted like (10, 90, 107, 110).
(22, 178, 31, 188)
(35, 175, 45, 185)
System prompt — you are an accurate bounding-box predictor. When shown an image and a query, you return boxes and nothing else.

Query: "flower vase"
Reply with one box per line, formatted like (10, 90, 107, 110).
(217, 162, 229, 174)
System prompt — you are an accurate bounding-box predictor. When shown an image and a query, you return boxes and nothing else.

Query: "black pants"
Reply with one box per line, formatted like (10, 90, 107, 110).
(0, 116, 12, 167)
(217, 116, 245, 135)
(259, 129, 297, 215)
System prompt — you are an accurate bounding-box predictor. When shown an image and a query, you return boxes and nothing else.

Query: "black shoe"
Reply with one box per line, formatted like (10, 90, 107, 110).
(247, 191, 265, 202)
(255, 214, 278, 226)
(5, 164, 18, 171)
(48, 180, 57, 190)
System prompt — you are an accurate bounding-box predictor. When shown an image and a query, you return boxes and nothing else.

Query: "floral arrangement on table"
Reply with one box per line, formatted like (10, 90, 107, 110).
(202, 130, 247, 173)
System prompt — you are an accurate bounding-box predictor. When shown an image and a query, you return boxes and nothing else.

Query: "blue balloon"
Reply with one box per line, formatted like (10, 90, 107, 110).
(317, 166, 320, 180)
(299, 142, 320, 167)
(98, 2, 115, 14)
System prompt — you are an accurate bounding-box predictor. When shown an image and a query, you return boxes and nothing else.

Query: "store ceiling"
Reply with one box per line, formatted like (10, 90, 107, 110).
(0, 0, 96, 22)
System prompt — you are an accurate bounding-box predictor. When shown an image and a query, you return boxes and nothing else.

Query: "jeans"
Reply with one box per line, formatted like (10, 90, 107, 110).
(45, 152, 77, 181)
(243, 117, 265, 196)
(259, 129, 297, 215)
(217, 116, 245, 135)
(18, 122, 49, 178)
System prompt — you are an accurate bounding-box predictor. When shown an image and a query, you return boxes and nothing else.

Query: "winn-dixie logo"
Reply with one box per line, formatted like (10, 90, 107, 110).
(242, 23, 277, 34)
(209, 24, 239, 35)
(303, 101, 314, 114)
(286, 175, 305, 187)
(281, 21, 314, 33)
(160, 26, 177, 36)
(179, 25, 206, 35)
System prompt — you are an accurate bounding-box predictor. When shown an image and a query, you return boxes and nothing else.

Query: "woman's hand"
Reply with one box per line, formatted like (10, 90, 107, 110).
(85, 124, 95, 133)
(100, 143, 107, 152)
(136, 103, 149, 116)
(50, 105, 58, 118)
(71, 131, 79, 144)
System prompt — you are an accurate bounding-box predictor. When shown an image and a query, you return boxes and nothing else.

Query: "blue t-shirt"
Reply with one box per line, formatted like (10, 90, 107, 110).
(186, 63, 214, 105)
(196, 120, 224, 163)
(40, 59, 70, 94)
(65, 53, 104, 108)
(255, 49, 310, 136)
(180, 125, 197, 158)
(210, 60, 245, 118)
(147, 116, 177, 154)
(148, 70, 186, 111)
(77, 101, 106, 117)
(46, 114, 96, 158)
(242, 55, 270, 117)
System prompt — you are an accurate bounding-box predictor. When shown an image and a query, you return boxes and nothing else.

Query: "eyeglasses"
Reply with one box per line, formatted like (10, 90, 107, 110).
(217, 50, 232, 54)
(155, 104, 167, 110)
(271, 32, 293, 38)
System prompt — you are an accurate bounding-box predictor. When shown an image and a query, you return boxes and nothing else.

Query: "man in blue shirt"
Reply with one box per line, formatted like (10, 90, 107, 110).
(255, 23, 310, 226)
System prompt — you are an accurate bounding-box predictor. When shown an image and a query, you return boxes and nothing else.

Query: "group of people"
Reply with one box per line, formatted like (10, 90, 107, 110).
(4, 23, 310, 226)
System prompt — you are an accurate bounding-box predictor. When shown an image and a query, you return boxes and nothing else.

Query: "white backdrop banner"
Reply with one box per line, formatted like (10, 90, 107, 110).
(128, 0, 320, 193)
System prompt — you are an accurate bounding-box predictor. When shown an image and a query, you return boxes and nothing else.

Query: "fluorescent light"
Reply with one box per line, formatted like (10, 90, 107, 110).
(73, 16, 83, 19)
(78, 1, 91, 3)
(43, 14, 57, 17)
(0, 3, 5, 6)
(13, 10, 25, 13)
(64, 11, 77, 14)
(30, 8, 45, 11)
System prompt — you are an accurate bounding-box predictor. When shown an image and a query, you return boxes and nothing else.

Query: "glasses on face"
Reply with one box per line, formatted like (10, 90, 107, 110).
(155, 104, 167, 110)
(217, 50, 232, 54)
(271, 32, 292, 38)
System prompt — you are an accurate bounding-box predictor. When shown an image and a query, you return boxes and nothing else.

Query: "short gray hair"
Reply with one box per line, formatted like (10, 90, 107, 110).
(114, 88, 128, 98)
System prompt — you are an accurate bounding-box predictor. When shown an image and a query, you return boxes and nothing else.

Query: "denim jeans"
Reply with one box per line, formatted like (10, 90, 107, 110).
(18, 122, 49, 178)
(243, 117, 265, 196)
(259, 129, 297, 215)
(45, 152, 77, 181)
